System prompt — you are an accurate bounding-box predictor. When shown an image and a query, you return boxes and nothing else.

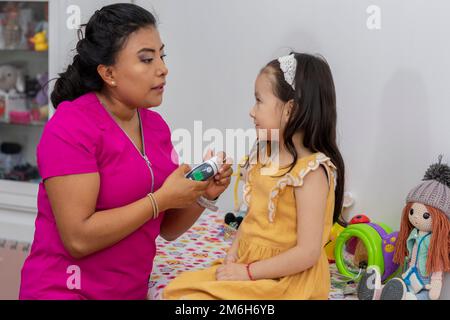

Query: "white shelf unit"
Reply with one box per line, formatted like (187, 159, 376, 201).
(0, 0, 133, 242)
(0, 0, 49, 242)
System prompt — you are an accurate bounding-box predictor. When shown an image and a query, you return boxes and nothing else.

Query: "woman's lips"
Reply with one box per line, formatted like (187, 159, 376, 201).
(152, 83, 165, 93)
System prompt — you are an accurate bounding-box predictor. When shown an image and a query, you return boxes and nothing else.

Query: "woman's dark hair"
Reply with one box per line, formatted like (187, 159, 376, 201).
(50, 3, 157, 108)
(248, 52, 345, 223)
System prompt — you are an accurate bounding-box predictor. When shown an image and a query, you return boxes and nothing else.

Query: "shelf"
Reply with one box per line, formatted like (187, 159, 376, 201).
(0, 119, 46, 127)
(0, 49, 48, 53)
(0, 179, 38, 213)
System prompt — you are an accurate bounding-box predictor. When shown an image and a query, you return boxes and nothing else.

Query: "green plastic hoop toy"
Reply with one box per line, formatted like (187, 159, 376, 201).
(334, 222, 394, 281)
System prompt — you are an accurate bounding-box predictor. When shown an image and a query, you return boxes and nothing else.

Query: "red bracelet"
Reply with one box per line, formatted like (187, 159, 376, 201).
(246, 262, 255, 281)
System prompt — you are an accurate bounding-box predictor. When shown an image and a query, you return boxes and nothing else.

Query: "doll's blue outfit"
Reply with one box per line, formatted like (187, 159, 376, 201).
(403, 228, 432, 300)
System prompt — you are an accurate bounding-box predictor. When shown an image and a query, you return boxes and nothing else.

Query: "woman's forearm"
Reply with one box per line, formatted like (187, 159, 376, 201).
(69, 195, 159, 259)
(249, 245, 321, 280)
(159, 202, 206, 241)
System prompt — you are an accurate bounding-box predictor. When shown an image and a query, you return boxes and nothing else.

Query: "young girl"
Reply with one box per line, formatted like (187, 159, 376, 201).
(163, 52, 345, 299)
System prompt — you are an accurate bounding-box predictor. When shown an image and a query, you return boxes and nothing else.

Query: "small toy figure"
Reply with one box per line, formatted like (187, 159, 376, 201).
(222, 156, 249, 239)
(3, 3, 22, 49)
(29, 30, 48, 51)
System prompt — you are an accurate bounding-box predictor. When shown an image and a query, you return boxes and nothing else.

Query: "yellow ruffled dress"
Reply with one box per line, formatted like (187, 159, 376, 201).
(163, 152, 337, 299)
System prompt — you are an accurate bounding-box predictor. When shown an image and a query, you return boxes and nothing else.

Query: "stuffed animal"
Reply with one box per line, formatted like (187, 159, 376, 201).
(357, 155, 450, 300)
(0, 64, 25, 93)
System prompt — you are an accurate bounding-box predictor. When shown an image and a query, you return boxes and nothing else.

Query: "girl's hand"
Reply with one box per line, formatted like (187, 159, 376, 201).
(216, 263, 250, 281)
(203, 150, 234, 200)
(154, 164, 209, 211)
(223, 251, 239, 265)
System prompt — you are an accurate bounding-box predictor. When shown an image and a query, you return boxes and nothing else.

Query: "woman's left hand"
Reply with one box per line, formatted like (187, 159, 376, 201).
(216, 263, 250, 281)
(203, 150, 233, 200)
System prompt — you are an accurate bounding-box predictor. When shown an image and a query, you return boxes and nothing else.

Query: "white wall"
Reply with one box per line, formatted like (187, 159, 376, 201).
(135, 0, 450, 228)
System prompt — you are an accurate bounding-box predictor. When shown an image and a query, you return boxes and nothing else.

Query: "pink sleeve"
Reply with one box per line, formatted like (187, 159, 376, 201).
(37, 103, 99, 181)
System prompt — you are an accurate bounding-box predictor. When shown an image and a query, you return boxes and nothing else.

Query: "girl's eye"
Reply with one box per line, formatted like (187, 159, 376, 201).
(409, 209, 414, 216)
(142, 58, 153, 64)
(161, 54, 167, 60)
(423, 212, 430, 219)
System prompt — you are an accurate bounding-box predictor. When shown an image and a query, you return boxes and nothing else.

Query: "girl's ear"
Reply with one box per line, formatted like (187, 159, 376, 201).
(283, 99, 295, 120)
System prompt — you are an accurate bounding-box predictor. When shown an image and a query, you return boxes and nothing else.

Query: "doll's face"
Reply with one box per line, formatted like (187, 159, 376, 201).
(408, 202, 432, 232)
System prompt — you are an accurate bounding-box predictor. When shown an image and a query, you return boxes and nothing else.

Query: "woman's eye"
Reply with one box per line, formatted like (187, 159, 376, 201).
(409, 209, 414, 216)
(142, 58, 153, 64)
(423, 212, 430, 219)
(161, 54, 167, 60)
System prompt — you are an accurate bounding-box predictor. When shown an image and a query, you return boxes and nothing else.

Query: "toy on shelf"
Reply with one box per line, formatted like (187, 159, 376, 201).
(29, 30, 48, 51)
(2, 3, 22, 50)
(324, 192, 355, 262)
(0, 64, 28, 123)
(25, 72, 49, 123)
(334, 214, 401, 283)
(223, 156, 249, 240)
(28, 16, 49, 52)
(35, 72, 49, 106)
(358, 155, 450, 300)
(0, 64, 25, 93)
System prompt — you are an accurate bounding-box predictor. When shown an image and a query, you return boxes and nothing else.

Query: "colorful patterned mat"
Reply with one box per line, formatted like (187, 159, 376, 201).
(148, 211, 358, 300)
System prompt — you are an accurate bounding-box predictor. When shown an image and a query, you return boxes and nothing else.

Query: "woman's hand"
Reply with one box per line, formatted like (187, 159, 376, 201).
(154, 164, 209, 211)
(203, 150, 234, 200)
(216, 263, 250, 281)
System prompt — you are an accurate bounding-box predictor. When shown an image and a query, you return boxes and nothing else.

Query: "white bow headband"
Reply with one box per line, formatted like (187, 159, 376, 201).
(277, 54, 297, 90)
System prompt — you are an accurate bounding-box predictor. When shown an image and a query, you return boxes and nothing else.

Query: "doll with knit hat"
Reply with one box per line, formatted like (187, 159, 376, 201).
(358, 155, 450, 300)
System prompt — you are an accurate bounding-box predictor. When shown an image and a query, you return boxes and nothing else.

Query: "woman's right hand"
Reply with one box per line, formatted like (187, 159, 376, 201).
(154, 164, 210, 211)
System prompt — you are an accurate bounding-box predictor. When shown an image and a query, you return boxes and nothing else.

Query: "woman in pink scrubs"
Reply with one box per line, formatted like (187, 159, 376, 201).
(19, 3, 233, 300)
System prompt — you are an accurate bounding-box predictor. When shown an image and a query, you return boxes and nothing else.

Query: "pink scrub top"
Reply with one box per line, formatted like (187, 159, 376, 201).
(19, 92, 178, 300)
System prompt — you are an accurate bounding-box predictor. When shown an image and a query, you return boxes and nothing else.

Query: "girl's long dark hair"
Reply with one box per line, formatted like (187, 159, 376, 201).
(251, 52, 345, 223)
(50, 3, 157, 108)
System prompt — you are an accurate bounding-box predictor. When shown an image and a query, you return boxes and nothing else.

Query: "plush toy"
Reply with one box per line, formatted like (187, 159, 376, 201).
(358, 155, 450, 300)
(0, 64, 25, 93)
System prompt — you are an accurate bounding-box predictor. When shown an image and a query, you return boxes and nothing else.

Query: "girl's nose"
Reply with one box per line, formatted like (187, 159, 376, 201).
(249, 106, 256, 119)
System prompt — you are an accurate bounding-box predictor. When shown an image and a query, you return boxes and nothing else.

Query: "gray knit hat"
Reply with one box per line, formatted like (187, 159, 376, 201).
(406, 155, 450, 220)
